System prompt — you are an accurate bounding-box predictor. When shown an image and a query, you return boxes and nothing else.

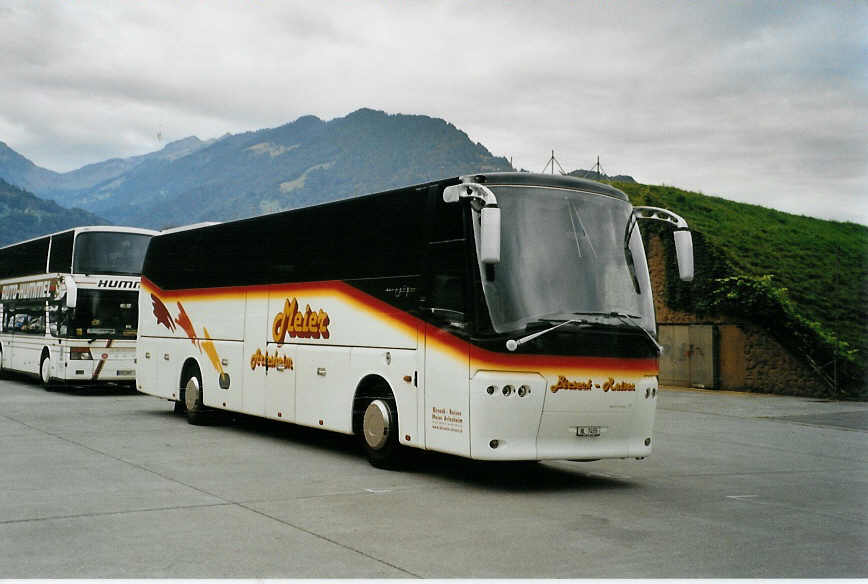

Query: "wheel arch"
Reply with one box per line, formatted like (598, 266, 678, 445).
(178, 357, 203, 400)
(352, 373, 396, 435)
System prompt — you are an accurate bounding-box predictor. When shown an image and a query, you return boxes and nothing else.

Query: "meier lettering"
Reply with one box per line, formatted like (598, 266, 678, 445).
(272, 298, 330, 343)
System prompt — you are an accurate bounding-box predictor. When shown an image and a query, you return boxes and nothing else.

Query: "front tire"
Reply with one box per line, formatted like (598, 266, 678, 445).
(40, 353, 54, 388)
(361, 396, 403, 469)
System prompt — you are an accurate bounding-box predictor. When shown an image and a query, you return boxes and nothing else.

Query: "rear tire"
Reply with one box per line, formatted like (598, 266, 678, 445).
(182, 370, 209, 425)
(360, 392, 403, 469)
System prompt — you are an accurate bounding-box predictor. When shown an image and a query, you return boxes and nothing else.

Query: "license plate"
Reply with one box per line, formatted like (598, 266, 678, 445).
(116, 370, 135, 376)
(575, 425, 601, 438)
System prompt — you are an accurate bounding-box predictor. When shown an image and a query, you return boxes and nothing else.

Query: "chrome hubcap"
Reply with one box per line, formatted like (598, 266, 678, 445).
(184, 377, 201, 411)
(363, 400, 391, 450)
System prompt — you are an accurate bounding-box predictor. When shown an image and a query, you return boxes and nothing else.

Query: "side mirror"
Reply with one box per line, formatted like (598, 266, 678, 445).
(674, 230, 694, 282)
(64, 277, 78, 308)
(480, 207, 501, 264)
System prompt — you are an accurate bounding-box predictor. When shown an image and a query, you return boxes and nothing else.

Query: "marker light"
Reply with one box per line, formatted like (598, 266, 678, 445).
(486, 385, 497, 395)
(502, 385, 514, 396)
(518, 385, 530, 397)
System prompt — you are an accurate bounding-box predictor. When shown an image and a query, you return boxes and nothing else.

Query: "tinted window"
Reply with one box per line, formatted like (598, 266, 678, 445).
(49, 231, 74, 273)
(73, 232, 152, 275)
(428, 240, 466, 321)
(430, 193, 464, 243)
(0, 237, 49, 279)
(145, 186, 429, 290)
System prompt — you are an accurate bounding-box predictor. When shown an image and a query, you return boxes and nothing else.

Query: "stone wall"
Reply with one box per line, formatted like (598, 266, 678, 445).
(647, 235, 829, 395)
(738, 322, 828, 396)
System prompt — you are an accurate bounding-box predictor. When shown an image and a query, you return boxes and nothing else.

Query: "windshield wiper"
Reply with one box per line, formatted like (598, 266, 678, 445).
(506, 311, 662, 354)
(611, 312, 662, 354)
(506, 318, 584, 352)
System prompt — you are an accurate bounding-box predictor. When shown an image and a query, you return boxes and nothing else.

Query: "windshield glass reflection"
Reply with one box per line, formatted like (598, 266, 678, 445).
(73, 232, 152, 276)
(475, 185, 654, 334)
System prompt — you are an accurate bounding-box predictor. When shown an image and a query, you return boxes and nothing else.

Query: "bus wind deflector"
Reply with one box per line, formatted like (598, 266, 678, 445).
(626, 206, 694, 282)
(443, 182, 500, 264)
(63, 275, 78, 308)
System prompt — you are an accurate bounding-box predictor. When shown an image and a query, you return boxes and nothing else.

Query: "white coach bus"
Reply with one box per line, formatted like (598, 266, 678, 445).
(0, 226, 157, 386)
(137, 173, 694, 467)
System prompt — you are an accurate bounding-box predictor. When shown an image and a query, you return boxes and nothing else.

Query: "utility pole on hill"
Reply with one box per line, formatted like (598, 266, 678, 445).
(542, 150, 567, 175)
(591, 155, 605, 179)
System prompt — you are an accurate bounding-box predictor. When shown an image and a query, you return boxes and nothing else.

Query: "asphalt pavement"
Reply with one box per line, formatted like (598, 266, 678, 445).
(0, 375, 865, 578)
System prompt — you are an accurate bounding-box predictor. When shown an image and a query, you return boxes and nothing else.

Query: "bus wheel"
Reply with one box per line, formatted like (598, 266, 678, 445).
(40, 353, 54, 388)
(361, 396, 403, 469)
(182, 371, 209, 425)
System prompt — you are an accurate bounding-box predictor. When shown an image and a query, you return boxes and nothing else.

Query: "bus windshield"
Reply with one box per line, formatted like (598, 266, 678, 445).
(73, 232, 152, 276)
(476, 185, 655, 334)
(65, 289, 139, 338)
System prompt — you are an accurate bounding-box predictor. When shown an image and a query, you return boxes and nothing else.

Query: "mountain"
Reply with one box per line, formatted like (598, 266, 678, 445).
(0, 141, 61, 195)
(0, 109, 512, 229)
(93, 109, 511, 229)
(0, 179, 109, 247)
(568, 169, 636, 182)
(0, 136, 213, 209)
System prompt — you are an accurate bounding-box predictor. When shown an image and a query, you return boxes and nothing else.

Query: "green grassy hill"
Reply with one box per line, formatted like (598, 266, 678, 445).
(617, 182, 867, 396)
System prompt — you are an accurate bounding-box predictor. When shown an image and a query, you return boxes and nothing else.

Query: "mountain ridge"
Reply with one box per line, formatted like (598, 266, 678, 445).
(0, 178, 109, 247)
(0, 109, 512, 229)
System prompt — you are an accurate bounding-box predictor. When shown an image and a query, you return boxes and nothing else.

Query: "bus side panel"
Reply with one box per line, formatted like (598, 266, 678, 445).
(240, 292, 269, 417)
(295, 345, 351, 432)
(423, 324, 470, 457)
(200, 339, 243, 412)
(266, 283, 417, 350)
(350, 347, 420, 448)
(263, 342, 296, 421)
(139, 286, 245, 344)
(135, 336, 159, 396)
(14, 335, 43, 376)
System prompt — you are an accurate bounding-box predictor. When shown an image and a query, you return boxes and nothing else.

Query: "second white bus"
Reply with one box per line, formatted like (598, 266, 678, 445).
(0, 226, 158, 386)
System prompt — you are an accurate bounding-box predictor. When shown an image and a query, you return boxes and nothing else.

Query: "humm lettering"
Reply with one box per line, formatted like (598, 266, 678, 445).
(97, 279, 139, 289)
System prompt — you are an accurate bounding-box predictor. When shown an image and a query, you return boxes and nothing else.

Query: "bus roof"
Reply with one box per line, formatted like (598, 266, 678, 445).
(0, 225, 158, 252)
(153, 172, 630, 239)
(463, 172, 630, 201)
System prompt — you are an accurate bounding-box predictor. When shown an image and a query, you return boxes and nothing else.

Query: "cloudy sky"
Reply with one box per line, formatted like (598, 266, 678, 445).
(1, 1, 866, 223)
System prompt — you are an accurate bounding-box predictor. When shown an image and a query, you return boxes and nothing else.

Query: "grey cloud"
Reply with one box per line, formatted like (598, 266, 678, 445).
(1, 0, 865, 223)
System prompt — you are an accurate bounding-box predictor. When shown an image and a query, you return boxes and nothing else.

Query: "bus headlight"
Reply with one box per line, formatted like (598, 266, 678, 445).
(70, 347, 93, 360)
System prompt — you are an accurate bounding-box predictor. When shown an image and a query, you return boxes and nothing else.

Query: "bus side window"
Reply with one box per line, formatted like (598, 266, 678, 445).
(428, 240, 466, 323)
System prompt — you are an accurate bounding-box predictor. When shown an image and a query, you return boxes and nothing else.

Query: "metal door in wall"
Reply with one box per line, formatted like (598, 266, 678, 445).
(659, 325, 690, 387)
(659, 324, 718, 388)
